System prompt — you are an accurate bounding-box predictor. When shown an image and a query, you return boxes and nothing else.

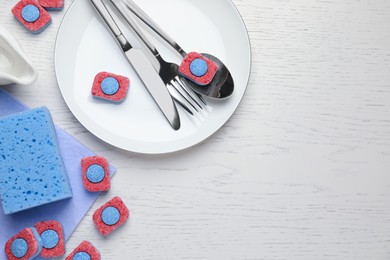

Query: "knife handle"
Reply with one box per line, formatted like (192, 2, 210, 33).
(119, 0, 187, 58)
(112, 0, 158, 57)
(90, 0, 132, 52)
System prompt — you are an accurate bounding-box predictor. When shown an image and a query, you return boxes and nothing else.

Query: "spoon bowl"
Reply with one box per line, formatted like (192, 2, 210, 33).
(180, 53, 234, 99)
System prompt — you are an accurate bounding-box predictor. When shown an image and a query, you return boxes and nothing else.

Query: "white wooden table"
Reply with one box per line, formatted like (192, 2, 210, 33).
(1, 0, 390, 259)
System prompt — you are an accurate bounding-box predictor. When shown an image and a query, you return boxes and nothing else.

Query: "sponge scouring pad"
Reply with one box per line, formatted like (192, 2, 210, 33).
(34, 220, 65, 258)
(5, 227, 42, 260)
(65, 240, 100, 260)
(0, 106, 72, 214)
(12, 0, 52, 33)
(93, 196, 129, 236)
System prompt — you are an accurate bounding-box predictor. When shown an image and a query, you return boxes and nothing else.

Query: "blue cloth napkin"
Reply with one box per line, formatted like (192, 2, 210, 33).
(0, 89, 116, 259)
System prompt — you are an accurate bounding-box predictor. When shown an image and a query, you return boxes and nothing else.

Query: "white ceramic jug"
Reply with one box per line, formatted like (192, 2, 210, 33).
(0, 25, 38, 86)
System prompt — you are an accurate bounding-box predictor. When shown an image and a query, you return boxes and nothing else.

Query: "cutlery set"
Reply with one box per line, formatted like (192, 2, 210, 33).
(89, 0, 234, 130)
(120, 0, 234, 99)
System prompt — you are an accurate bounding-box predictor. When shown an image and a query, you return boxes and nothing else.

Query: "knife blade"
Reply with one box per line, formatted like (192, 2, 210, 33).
(124, 48, 180, 130)
(90, 0, 180, 130)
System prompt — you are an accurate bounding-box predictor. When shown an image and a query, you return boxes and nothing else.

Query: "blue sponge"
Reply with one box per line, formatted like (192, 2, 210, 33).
(0, 107, 72, 214)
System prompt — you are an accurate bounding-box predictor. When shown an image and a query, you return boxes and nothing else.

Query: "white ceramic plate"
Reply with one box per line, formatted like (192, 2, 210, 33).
(55, 0, 251, 154)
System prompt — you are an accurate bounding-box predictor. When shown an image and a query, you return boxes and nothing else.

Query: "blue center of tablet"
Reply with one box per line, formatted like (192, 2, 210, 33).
(41, 229, 59, 249)
(11, 238, 28, 258)
(22, 5, 40, 23)
(190, 58, 208, 77)
(86, 164, 105, 183)
(73, 252, 91, 260)
(101, 77, 119, 95)
(102, 206, 120, 226)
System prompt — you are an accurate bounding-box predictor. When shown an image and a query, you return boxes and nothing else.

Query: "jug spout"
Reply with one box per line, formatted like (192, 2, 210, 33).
(0, 26, 38, 86)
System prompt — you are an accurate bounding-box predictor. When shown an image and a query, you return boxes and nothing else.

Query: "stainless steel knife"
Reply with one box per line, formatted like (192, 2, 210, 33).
(90, 0, 180, 130)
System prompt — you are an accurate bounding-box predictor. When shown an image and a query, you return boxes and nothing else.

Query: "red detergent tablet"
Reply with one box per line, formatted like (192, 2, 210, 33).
(5, 227, 42, 260)
(93, 196, 129, 236)
(65, 240, 100, 260)
(34, 220, 65, 258)
(38, 0, 64, 10)
(178, 52, 218, 86)
(81, 156, 110, 192)
(91, 72, 130, 103)
(12, 0, 51, 33)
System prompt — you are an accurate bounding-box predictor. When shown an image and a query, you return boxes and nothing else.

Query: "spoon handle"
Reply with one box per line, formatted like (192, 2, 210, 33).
(115, 0, 187, 58)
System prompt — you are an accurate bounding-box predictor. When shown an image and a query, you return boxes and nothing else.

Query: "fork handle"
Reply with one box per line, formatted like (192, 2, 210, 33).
(90, 0, 132, 52)
(119, 0, 187, 58)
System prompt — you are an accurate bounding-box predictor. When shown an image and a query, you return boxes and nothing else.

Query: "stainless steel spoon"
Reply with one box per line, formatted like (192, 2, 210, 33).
(117, 0, 234, 99)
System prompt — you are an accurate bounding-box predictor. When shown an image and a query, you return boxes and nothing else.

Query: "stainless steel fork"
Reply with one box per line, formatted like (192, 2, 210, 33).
(110, 0, 205, 116)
